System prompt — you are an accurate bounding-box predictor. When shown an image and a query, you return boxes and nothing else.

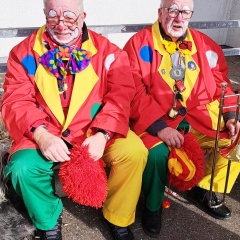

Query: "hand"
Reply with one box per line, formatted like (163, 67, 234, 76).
(82, 132, 107, 161)
(157, 127, 184, 148)
(33, 126, 71, 162)
(226, 119, 240, 141)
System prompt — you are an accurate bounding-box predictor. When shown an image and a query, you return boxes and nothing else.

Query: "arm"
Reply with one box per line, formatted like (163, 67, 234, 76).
(211, 42, 239, 139)
(90, 50, 136, 136)
(124, 34, 184, 147)
(1, 46, 70, 162)
(1, 49, 49, 142)
(123, 36, 166, 135)
(84, 49, 136, 160)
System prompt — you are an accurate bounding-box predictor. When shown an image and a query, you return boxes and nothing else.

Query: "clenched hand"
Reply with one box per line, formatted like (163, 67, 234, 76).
(226, 119, 240, 141)
(33, 126, 71, 162)
(157, 127, 184, 148)
(82, 132, 107, 161)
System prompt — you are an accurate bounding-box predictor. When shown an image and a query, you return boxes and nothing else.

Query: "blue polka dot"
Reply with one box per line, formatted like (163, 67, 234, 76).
(139, 46, 153, 63)
(21, 55, 37, 76)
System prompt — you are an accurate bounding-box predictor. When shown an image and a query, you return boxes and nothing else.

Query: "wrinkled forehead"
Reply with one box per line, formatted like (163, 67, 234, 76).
(163, 0, 193, 10)
(45, 0, 79, 17)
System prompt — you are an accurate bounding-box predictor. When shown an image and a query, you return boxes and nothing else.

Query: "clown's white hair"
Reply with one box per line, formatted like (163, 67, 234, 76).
(43, 0, 84, 13)
(160, 0, 194, 8)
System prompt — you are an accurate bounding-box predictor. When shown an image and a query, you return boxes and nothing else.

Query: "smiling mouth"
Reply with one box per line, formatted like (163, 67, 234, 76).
(173, 25, 182, 29)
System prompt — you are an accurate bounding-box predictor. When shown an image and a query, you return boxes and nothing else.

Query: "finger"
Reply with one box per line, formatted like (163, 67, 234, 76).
(60, 140, 71, 155)
(229, 125, 236, 137)
(177, 132, 184, 144)
(175, 137, 182, 148)
(49, 149, 68, 162)
(169, 138, 177, 148)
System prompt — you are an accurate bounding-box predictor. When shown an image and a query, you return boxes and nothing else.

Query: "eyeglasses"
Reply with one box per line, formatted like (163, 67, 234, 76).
(162, 7, 194, 19)
(46, 14, 80, 27)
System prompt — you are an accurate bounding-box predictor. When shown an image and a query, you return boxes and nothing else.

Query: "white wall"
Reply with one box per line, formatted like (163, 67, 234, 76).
(226, 0, 240, 48)
(0, 0, 239, 57)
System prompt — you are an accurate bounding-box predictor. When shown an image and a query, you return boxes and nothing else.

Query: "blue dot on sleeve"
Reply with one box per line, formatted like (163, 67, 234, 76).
(21, 55, 37, 76)
(139, 46, 153, 63)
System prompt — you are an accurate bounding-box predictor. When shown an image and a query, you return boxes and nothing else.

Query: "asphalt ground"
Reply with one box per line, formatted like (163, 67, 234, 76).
(0, 56, 240, 240)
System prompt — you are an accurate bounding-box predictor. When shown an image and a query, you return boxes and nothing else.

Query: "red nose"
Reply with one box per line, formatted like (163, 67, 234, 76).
(57, 25, 63, 31)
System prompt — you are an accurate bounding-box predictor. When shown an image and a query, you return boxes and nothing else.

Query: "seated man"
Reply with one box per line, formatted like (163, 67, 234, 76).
(124, 0, 240, 237)
(1, 0, 148, 239)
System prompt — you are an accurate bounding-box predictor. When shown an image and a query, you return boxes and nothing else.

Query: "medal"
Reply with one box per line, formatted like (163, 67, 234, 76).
(170, 66, 185, 80)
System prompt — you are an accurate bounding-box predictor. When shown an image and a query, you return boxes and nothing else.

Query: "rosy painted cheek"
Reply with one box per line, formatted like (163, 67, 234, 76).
(164, 17, 169, 25)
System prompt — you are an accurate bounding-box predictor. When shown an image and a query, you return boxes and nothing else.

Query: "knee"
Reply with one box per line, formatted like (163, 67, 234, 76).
(5, 156, 34, 182)
(147, 144, 169, 167)
(125, 136, 148, 165)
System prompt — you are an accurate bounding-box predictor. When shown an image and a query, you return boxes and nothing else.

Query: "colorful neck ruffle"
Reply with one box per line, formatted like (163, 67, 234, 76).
(39, 46, 92, 92)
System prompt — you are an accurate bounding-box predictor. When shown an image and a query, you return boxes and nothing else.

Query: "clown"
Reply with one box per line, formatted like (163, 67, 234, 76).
(124, 0, 240, 237)
(1, 0, 148, 239)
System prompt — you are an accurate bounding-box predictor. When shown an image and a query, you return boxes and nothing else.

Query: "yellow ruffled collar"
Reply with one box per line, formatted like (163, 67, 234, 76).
(162, 39, 191, 55)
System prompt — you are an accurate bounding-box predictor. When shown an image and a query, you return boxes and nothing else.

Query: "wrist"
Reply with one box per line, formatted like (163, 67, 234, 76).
(97, 129, 111, 142)
(33, 125, 48, 142)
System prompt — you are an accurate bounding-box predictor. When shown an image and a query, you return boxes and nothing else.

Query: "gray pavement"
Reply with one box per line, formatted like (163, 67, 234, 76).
(1, 56, 240, 240)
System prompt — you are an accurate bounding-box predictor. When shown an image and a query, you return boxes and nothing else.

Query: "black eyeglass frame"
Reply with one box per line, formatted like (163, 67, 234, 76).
(46, 14, 80, 27)
(161, 7, 194, 20)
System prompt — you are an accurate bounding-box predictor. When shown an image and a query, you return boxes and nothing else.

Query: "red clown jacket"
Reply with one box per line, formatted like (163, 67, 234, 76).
(124, 21, 237, 148)
(1, 24, 135, 156)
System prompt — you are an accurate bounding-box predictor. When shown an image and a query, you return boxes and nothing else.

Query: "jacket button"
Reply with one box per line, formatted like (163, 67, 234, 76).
(62, 128, 70, 137)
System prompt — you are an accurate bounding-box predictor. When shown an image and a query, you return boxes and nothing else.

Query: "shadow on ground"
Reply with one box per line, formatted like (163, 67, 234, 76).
(61, 175, 240, 240)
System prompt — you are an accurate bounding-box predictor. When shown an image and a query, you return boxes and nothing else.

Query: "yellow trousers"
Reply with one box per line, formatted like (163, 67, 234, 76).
(191, 128, 240, 193)
(102, 129, 148, 227)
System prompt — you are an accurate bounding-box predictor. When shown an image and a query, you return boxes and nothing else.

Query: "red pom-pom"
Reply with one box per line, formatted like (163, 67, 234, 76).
(162, 200, 171, 209)
(59, 145, 108, 209)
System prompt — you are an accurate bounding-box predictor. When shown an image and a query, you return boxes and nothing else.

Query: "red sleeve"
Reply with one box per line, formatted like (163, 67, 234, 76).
(90, 50, 136, 137)
(1, 45, 49, 142)
(25, 119, 49, 140)
(123, 35, 165, 135)
(211, 44, 237, 113)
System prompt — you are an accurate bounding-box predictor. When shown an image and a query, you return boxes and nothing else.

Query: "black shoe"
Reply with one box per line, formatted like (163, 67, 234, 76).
(37, 213, 62, 240)
(142, 205, 162, 237)
(187, 186, 231, 220)
(102, 217, 135, 240)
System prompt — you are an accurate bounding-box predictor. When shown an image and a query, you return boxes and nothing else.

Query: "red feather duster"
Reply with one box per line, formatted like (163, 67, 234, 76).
(59, 144, 108, 209)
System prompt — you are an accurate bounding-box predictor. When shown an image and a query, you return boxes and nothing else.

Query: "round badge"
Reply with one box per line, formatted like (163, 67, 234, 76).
(188, 61, 196, 71)
(170, 66, 185, 80)
(178, 107, 187, 116)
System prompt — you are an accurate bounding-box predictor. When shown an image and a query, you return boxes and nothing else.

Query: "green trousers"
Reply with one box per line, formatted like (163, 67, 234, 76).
(4, 149, 63, 230)
(142, 143, 169, 211)
(142, 120, 189, 211)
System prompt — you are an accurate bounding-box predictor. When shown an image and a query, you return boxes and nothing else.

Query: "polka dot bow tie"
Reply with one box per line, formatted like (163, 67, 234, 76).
(39, 46, 92, 81)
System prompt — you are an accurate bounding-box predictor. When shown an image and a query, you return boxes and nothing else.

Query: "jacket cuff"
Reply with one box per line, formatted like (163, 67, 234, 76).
(146, 118, 168, 136)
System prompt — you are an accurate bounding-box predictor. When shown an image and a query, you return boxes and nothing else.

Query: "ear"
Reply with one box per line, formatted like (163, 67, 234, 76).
(82, 12, 86, 20)
(158, 8, 162, 22)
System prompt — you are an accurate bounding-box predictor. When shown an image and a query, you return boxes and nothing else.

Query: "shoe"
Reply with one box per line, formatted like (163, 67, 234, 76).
(142, 205, 162, 237)
(187, 186, 231, 220)
(37, 213, 62, 240)
(102, 217, 135, 240)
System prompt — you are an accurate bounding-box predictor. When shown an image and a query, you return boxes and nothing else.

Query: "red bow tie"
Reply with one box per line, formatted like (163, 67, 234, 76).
(179, 40, 192, 51)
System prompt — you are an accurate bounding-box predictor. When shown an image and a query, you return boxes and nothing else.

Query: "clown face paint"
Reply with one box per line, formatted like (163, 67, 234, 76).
(44, 0, 85, 46)
(158, 0, 193, 42)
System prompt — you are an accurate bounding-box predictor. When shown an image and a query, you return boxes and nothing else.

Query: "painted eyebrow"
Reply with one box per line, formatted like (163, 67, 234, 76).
(48, 9, 57, 17)
(169, 4, 178, 9)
